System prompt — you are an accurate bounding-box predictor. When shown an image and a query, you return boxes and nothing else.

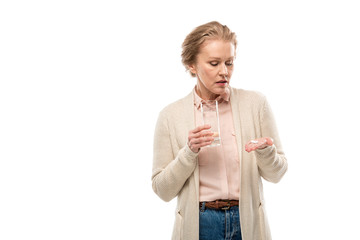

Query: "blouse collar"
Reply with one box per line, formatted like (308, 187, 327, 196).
(193, 86, 230, 109)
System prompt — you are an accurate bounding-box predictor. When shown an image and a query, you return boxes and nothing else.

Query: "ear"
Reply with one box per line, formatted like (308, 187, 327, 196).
(188, 64, 197, 75)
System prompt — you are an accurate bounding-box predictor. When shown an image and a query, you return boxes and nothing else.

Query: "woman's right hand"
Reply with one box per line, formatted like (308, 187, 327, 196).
(187, 125, 214, 153)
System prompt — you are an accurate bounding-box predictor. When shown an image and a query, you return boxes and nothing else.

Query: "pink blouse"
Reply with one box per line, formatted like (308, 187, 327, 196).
(193, 88, 240, 202)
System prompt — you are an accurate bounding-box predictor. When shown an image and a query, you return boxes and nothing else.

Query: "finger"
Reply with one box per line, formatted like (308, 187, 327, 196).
(245, 143, 257, 152)
(190, 124, 212, 134)
(265, 137, 273, 145)
(245, 146, 258, 152)
(245, 139, 265, 152)
(192, 140, 214, 150)
(190, 136, 214, 146)
(188, 131, 214, 143)
(189, 137, 214, 152)
(246, 137, 272, 149)
(256, 143, 268, 150)
(188, 136, 214, 152)
(193, 130, 214, 139)
(249, 139, 266, 146)
(245, 142, 268, 152)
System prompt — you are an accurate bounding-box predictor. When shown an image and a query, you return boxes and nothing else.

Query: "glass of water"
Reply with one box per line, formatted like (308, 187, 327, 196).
(200, 100, 221, 147)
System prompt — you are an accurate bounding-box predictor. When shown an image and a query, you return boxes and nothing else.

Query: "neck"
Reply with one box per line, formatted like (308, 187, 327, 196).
(195, 84, 218, 101)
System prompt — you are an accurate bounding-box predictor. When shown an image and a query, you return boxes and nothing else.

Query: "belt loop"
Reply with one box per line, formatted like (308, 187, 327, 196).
(200, 202, 206, 212)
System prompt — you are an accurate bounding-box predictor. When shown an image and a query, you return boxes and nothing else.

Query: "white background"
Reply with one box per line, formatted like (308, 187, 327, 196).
(1, 0, 359, 239)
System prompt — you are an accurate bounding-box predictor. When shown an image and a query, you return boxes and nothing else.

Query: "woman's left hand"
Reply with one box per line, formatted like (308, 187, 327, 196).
(245, 137, 273, 152)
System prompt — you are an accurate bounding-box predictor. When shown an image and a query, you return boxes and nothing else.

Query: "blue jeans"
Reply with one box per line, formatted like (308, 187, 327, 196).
(199, 202, 242, 240)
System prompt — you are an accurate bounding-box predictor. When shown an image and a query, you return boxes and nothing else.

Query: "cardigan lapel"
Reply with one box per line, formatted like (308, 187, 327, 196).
(182, 91, 200, 204)
(229, 87, 244, 199)
(230, 87, 243, 157)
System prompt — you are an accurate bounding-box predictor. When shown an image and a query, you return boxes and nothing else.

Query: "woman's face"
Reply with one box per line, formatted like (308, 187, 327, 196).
(189, 39, 235, 100)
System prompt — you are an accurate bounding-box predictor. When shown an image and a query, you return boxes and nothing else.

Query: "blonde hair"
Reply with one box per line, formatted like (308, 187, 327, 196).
(181, 21, 237, 77)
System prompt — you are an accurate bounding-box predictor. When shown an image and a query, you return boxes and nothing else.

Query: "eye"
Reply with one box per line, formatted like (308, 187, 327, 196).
(210, 62, 218, 66)
(226, 61, 233, 66)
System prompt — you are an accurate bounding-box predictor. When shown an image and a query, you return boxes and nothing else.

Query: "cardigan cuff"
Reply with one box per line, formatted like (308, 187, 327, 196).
(254, 144, 276, 164)
(183, 143, 199, 160)
(255, 144, 275, 154)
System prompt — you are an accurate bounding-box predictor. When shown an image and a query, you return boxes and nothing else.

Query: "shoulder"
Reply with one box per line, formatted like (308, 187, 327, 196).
(157, 92, 192, 119)
(230, 87, 267, 105)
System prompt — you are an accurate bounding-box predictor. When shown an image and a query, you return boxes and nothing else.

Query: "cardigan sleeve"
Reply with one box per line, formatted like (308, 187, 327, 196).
(151, 109, 198, 202)
(254, 96, 288, 183)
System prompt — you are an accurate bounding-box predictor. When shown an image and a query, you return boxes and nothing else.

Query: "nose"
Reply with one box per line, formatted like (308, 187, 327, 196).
(219, 63, 228, 76)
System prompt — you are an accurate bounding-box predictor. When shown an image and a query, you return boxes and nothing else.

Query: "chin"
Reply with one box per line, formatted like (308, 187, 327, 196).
(214, 87, 227, 94)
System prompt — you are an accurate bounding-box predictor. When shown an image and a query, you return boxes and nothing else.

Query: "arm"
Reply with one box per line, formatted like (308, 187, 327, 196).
(151, 111, 198, 202)
(249, 97, 288, 183)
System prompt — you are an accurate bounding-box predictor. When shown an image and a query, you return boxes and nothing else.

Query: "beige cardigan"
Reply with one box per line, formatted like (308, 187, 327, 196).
(152, 87, 288, 240)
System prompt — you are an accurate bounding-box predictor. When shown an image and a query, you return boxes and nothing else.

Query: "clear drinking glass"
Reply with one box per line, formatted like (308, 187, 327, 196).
(200, 100, 221, 147)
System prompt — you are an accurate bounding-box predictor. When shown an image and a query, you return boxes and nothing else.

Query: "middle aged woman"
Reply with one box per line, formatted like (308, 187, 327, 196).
(152, 21, 288, 240)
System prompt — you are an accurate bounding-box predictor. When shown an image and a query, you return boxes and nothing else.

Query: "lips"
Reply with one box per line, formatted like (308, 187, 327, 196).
(216, 80, 228, 84)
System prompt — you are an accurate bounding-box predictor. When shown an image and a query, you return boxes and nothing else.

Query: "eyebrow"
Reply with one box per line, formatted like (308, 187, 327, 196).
(208, 57, 234, 60)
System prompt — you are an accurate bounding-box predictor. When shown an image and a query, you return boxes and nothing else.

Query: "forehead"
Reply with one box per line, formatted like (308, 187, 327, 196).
(198, 39, 235, 59)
